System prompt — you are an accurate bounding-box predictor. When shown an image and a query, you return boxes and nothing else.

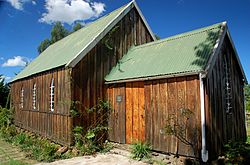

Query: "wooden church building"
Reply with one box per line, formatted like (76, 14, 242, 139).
(10, 0, 247, 161)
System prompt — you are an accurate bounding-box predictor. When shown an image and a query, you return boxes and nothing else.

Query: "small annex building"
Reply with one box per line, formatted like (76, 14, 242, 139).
(10, 0, 247, 161)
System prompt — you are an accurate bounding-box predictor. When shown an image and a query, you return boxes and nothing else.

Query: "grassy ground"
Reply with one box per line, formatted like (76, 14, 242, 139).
(0, 139, 37, 165)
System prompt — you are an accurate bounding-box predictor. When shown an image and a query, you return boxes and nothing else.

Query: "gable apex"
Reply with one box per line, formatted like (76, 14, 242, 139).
(66, 0, 156, 67)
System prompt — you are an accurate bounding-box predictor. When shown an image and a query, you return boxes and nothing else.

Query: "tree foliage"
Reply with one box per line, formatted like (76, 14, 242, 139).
(50, 22, 69, 44)
(37, 22, 69, 54)
(245, 84, 250, 112)
(73, 23, 83, 32)
(37, 22, 85, 54)
(38, 39, 50, 54)
(0, 75, 10, 108)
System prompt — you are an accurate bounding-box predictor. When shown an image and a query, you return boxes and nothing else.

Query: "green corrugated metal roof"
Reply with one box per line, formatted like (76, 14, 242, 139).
(11, 3, 129, 82)
(105, 22, 223, 82)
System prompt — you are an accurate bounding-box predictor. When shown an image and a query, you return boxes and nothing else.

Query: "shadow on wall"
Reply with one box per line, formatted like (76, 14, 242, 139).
(192, 30, 220, 68)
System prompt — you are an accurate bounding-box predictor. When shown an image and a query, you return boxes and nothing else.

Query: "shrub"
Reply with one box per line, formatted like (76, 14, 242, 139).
(0, 106, 13, 127)
(224, 140, 250, 164)
(0, 124, 17, 142)
(30, 138, 58, 162)
(131, 141, 152, 160)
(73, 126, 84, 148)
(72, 99, 113, 155)
(13, 133, 27, 145)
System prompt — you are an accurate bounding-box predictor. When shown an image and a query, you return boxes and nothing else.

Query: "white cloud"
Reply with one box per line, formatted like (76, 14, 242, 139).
(6, 0, 34, 10)
(7, 0, 23, 10)
(32, 0, 36, 5)
(92, 2, 105, 16)
(39, 0, 105, 25)
(1, 76, 12, 81)
(2, 56, 27, 67)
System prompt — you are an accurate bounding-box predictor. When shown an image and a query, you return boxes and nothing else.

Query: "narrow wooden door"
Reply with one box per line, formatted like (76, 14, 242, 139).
(125, 82, 145, 144)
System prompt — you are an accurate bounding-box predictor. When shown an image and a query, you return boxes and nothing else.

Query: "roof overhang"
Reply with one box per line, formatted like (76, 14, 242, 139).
(105, 71, 200, 84)
(66, 0, 156, 68)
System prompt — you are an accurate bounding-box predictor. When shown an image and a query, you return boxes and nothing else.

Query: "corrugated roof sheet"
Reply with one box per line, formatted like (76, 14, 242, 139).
(105, 22, 223, 82)
(11, 3, 129, 82)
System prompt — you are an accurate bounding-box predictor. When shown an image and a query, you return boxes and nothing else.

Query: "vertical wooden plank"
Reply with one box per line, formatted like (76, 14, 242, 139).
(107, 86, 114, 141)
(167, 78, 177, 154)
(152, 81, 160, 150)
(126, 82, 133, 144)
(176, 77, 187, 155)
(159, 79, 168, 152)
(132, 82, 139, 142)
(138, 82, 145, 142)
(120, 84, 126, 144)
(144, 82, 151, 144)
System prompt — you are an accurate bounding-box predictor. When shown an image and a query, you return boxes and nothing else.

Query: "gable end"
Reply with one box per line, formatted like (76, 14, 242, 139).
(66, 0, 156, 68)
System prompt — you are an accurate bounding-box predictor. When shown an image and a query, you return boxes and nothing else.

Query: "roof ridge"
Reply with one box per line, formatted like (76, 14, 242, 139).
(132, 22, 223, 51)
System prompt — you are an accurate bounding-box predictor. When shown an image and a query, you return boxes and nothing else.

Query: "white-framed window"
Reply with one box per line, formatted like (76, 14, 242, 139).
(50, 78, 55, 112)
(20, 87, 24, 109)
(32, 83, 36, 110)
(223, 54, 232, 114)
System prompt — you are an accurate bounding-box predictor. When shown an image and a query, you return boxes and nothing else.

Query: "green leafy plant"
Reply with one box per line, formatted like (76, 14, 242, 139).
(13, 133, 27, 145)
(131, 141, 152, 160)
(70, 101, 81, 117)
(19, 135, 33, 152)
(72, 99, 113, 155)
(224, 140, 250, 164)
(0, 124, 17, 143)
(0, 106, 13, 128)
(73, 126, 84, 148)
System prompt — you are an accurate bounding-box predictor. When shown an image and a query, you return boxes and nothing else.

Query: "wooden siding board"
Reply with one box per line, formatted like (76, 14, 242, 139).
(138, 82, 145, 142)
(120, 84, 126, 143)
(11, 68, 71, 145)
(125, 82, 132, 144)
(144, 82, 151, 144)
(167, 78, 177, 154)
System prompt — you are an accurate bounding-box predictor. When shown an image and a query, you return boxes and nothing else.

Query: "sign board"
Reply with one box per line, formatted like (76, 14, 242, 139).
(116, 95, 122, 102)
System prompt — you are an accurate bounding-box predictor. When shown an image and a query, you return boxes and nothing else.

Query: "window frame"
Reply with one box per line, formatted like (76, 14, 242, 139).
(20, 87, 24, 109)
(32, 83, 37, 110)
(50, 78, 55, 112)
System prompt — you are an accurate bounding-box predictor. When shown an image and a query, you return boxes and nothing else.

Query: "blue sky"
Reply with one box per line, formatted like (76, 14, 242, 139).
(0, 0, 249, 83)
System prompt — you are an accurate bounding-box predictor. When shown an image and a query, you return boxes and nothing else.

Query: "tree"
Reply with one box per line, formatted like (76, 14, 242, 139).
(37, 38, 50, 54)
(0, 75, 10, 108)
(245, 84, 250, 112)
(73, 23, 83, 32)
(37, 22, 69, 54)
(50, 22, 69, 44)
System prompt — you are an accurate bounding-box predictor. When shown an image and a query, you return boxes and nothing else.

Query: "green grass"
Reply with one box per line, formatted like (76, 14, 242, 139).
(0, 159, 29, 165)
(131, 141, 152, 160)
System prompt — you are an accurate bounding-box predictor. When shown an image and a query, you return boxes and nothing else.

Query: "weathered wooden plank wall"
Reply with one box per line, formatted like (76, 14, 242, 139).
(107, 76, 201, 157)
(71, 8, 153, 131)
(11, 68, 73, 145)
(205, 35, 246, 159)
(125, 82, 145, 144)
(144, 76, 201, 157)
(107, 84, 126, 143)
